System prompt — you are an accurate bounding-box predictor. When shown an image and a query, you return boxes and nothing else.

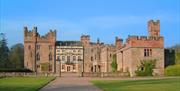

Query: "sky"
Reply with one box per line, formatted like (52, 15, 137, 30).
(0, 0, 180, 47)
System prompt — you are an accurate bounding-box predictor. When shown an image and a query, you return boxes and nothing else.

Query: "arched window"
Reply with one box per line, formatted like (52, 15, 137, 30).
(49, 53, 52, 61)
(150, 49, 152, 56)
(147, 49, 149, 56)
(144, 49, 147, 57)
(36, 53, 40, 61)
(144, 48, 152, 57)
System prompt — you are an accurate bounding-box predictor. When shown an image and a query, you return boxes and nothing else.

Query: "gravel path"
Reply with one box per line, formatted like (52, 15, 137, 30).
(39, 73, 101, 91)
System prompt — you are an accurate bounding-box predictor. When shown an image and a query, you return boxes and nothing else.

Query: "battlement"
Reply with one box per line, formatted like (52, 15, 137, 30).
(81, 35, 90, 39)
(148, 20, 160, 25)
(24, 26, 56, 42)
(115, 36, 123, 49)
(127, 35, 163, 41)
(124, 35, 164, 48)
(80, 35, 90, 46)
(148, 20, 160, 37)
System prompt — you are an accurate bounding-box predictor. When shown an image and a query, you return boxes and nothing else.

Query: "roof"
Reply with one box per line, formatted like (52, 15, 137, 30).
(56, 41, 82, 46)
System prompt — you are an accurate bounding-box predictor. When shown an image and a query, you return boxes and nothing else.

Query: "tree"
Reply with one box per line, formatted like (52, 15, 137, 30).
(135, 59, 156, 76)
(9, 43, 24, 68)
(0, 33, 9, 68)
(111, 54, 117, 72)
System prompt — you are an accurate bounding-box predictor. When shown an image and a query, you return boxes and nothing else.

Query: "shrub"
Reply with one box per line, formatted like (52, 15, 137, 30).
(41, 62, 50, 72)
(0, 68, 32, 72)
(111, 54, 117, 72)
(135, 59, 156, 76)
(165, 64, 180, 76)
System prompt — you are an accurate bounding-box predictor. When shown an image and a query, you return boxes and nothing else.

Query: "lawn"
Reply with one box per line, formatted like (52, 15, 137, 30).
(0, 77, 55, 91)
(92, 77, 180, 91)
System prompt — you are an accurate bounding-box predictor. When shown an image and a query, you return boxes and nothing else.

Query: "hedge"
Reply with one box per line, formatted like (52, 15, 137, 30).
(165, 64, 180, 76)
(0, 68, 32, 72)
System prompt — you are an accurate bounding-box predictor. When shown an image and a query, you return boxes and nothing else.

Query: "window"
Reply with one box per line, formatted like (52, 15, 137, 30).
(49, 64, 52, 71)
(49, 45, 52, 50)
(62, 56, 65, 61)
(36, 53, 40, 61)
(73, 50, 76, 52)
(78, 56, 81, 61)
(28, 45, 31, 50)
(57, 49, 60, 52)
(144, 49, 147, 57)
(144, 48, 152, 57)
(150, 49, 152, 56)
(78, 50, 81, 52)
(37, 64, 40, 68)
(62, 65, 65, 70)
(73, 65, 76, 70)
(62, 49, 65, 52)
(73, 56, 76, 61)
(49, 53, 52, 61)
(57, 56, 60, 60)
(36, 45, 40, 50)
(67, 56, 70, 62)
(91, 57, 93, 61)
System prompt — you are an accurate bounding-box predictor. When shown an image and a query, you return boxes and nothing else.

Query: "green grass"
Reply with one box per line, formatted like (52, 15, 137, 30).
(0, 77, 55, 91)
(92, 78, 180, 91)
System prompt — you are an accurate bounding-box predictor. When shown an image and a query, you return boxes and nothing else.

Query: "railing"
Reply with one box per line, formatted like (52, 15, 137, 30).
(0, 72, 58, 77)
(82, 72, 130, 77)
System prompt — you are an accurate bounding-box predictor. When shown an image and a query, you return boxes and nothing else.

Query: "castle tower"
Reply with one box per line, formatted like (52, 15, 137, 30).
(24, 27, 37, 72)
(97, 38, 100, 44)
(24, 27, 56, 73)
(115, 37, 123, 49)
(81, 35, 90, 46)
(148, 20, 160, 37)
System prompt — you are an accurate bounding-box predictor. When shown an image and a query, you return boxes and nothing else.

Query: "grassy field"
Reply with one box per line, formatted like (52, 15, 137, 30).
(92, 77, 180, 91)
(0, 77, 55, 91)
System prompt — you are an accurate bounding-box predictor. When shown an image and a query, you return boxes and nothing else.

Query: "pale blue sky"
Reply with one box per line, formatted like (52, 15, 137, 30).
(0, 0, 180, 47)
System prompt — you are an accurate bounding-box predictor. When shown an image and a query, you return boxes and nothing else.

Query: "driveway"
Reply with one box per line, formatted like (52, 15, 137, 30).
(39, 73, 101, 91)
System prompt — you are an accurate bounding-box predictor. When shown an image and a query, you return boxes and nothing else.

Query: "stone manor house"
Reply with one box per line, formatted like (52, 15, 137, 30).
(24, 20, 164, 76)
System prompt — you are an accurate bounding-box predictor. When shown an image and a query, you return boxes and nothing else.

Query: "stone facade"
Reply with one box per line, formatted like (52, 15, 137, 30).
(24, 20, 164, 76)
(24, 27, 56, 73)
(116, 20, 164, 76)
(56, 41, 83, 73)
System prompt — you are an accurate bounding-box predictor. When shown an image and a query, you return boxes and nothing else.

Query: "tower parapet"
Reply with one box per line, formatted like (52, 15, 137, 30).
(81, 35, 90, 46)
(148, 20, 160, 37)
(115, 36, 123, 49)
(24, 27, 56, 43)
(125, 35, 164, 48)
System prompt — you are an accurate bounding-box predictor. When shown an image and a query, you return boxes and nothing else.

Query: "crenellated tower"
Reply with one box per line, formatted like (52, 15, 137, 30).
(24, 27, 57, 73)
(115, 36, 123, 49)
(148, 20, 160, 37)
(81, 35, 90, 46)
